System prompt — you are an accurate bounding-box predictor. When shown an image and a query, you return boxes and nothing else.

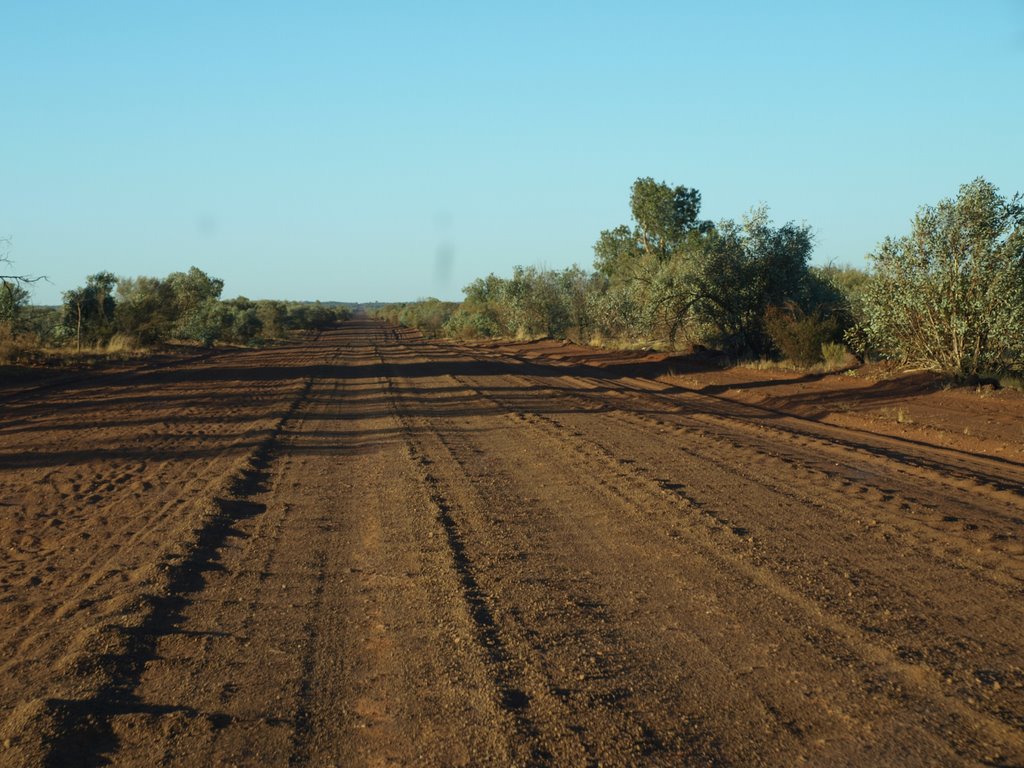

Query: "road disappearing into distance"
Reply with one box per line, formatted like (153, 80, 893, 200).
(2, 319, 1023, 766)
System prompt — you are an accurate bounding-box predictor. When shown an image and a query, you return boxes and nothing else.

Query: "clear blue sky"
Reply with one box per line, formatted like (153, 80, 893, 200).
(3, 1, 1022, 305)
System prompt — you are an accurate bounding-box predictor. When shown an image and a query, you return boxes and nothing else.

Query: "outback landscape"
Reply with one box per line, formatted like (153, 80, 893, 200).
(1, 317, 1023, 766)
(3, 5, 1023, 765)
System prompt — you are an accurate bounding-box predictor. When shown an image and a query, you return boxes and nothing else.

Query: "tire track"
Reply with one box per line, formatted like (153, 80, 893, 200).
(420, 339, 1024, 577)
(378, 343, 730, 765)
(374, 346, 559, 766)
(377, 338, 1024, 763)
(443, 339, 1024, 513)
(0, 356, 317, 767)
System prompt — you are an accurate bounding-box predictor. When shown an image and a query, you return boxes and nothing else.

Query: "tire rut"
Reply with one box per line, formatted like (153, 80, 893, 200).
(0, 365, 316, 768)
(380, 339, 1024, 764)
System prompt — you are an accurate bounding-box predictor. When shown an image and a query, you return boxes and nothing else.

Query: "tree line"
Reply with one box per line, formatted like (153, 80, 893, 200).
(1, 265, 348, 352)
(376, 177, 1022, 379)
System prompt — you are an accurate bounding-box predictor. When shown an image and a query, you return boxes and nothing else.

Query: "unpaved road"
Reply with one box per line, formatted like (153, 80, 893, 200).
(2, 319, 1023, 766)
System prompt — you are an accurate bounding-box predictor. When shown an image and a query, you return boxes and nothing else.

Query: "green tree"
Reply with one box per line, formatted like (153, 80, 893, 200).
(226, 299, 264, 343)
(256, 300, 289, 338)
(167, 267, 225, 344)
(630, 177, 704, 260)
(175, 299, 229, 347)
(62, 272, 118, 351)
(0, 281, 30, 337)
(115, 275, 177, 344)
(594, 178, 708, 280)
(654, 207, 816, 354)
(862, 178, 1024, 376)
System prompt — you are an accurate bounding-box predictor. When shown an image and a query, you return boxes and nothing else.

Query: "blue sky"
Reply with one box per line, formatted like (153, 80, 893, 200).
(3, 1, 1022, 304)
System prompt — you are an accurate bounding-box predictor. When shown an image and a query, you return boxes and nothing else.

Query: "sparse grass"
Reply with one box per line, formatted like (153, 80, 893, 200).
(736, 357, 801, 372)
(586, 332, 670, 352)
(733, 345, 858, 375)
(1, 333, 152, 369)
(878, 406, 915, 425)
(735, 357, 829, 374)
(106, 333, 142, 354)
(0, 333, 55, 366)
(997, 374, 1024, 392)
(821, 342, 848, 371)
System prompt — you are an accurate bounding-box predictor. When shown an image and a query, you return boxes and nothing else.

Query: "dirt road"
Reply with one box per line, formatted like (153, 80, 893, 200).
(2, 319, 1023, 766)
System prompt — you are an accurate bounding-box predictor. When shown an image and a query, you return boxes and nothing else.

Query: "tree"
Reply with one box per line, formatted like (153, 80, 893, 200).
(167, 267, 225, 344)
(62, 272, 118, 351)
(675, 208, 817, 355)
(862, 178, 1024, 376)
(115, 275, 177, 344)
(255, 300, 289, 338)
(1, 238, 45, 337)
(594, 178, 710, 281)
(0, 281, 31, 337)
(594, 224, 640, 279)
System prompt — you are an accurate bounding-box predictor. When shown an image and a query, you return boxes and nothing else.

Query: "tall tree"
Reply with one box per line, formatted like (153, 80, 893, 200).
(595, 178, 710, 281)
(629, 177, 704, 260)
(62, 272, 118, 351)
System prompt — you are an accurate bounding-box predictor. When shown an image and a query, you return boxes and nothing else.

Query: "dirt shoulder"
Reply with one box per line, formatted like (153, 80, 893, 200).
(461, 337, 1024, 460)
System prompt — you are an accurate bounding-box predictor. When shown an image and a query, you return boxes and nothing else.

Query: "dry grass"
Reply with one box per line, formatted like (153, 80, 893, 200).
(997, 374, 1024, 392)
(1, 333, 151, 368)
(586, 332, 681, 353)
(735, 344, 859, 375)
(877, 406, 915, 425)
(105, 333, 141, 354)
(0, 333, 47, 366)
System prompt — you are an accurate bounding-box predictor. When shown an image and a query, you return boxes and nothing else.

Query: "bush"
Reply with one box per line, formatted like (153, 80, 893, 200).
(764, 303, 840, 366)
(862, 178, 1024, 377)
(443, 307, 498, 339)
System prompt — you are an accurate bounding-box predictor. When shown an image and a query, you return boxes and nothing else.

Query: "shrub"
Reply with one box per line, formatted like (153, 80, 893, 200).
(862, 178, 1024, 377)
(820, 342, 848, 371)
(764, 303, 840, 366)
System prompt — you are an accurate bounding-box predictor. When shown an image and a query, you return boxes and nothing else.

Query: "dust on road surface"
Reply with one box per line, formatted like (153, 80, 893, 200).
(2, 319, 1023, 766)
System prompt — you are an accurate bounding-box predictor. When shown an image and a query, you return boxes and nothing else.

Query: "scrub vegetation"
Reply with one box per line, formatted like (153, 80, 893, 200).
(1, 263, 348, 364)
(377, 177, 1022, 381)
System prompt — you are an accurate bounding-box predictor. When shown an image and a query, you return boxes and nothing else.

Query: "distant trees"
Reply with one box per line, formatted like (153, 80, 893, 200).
(16, 175, 1019, 382)
(381, 176, 1016, 380)
(441, 267, 600, 341)
(382, 178, 889, 371)
(861, 178, 1023, 377)
(49, 266, 346, 351)
(1, 242, 347, 358)
(388, 179, 841, 359)
(374, 299, 459, 337)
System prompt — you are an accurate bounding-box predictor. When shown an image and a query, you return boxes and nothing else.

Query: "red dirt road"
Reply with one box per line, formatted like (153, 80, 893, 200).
(2, 320, 1023, 766)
